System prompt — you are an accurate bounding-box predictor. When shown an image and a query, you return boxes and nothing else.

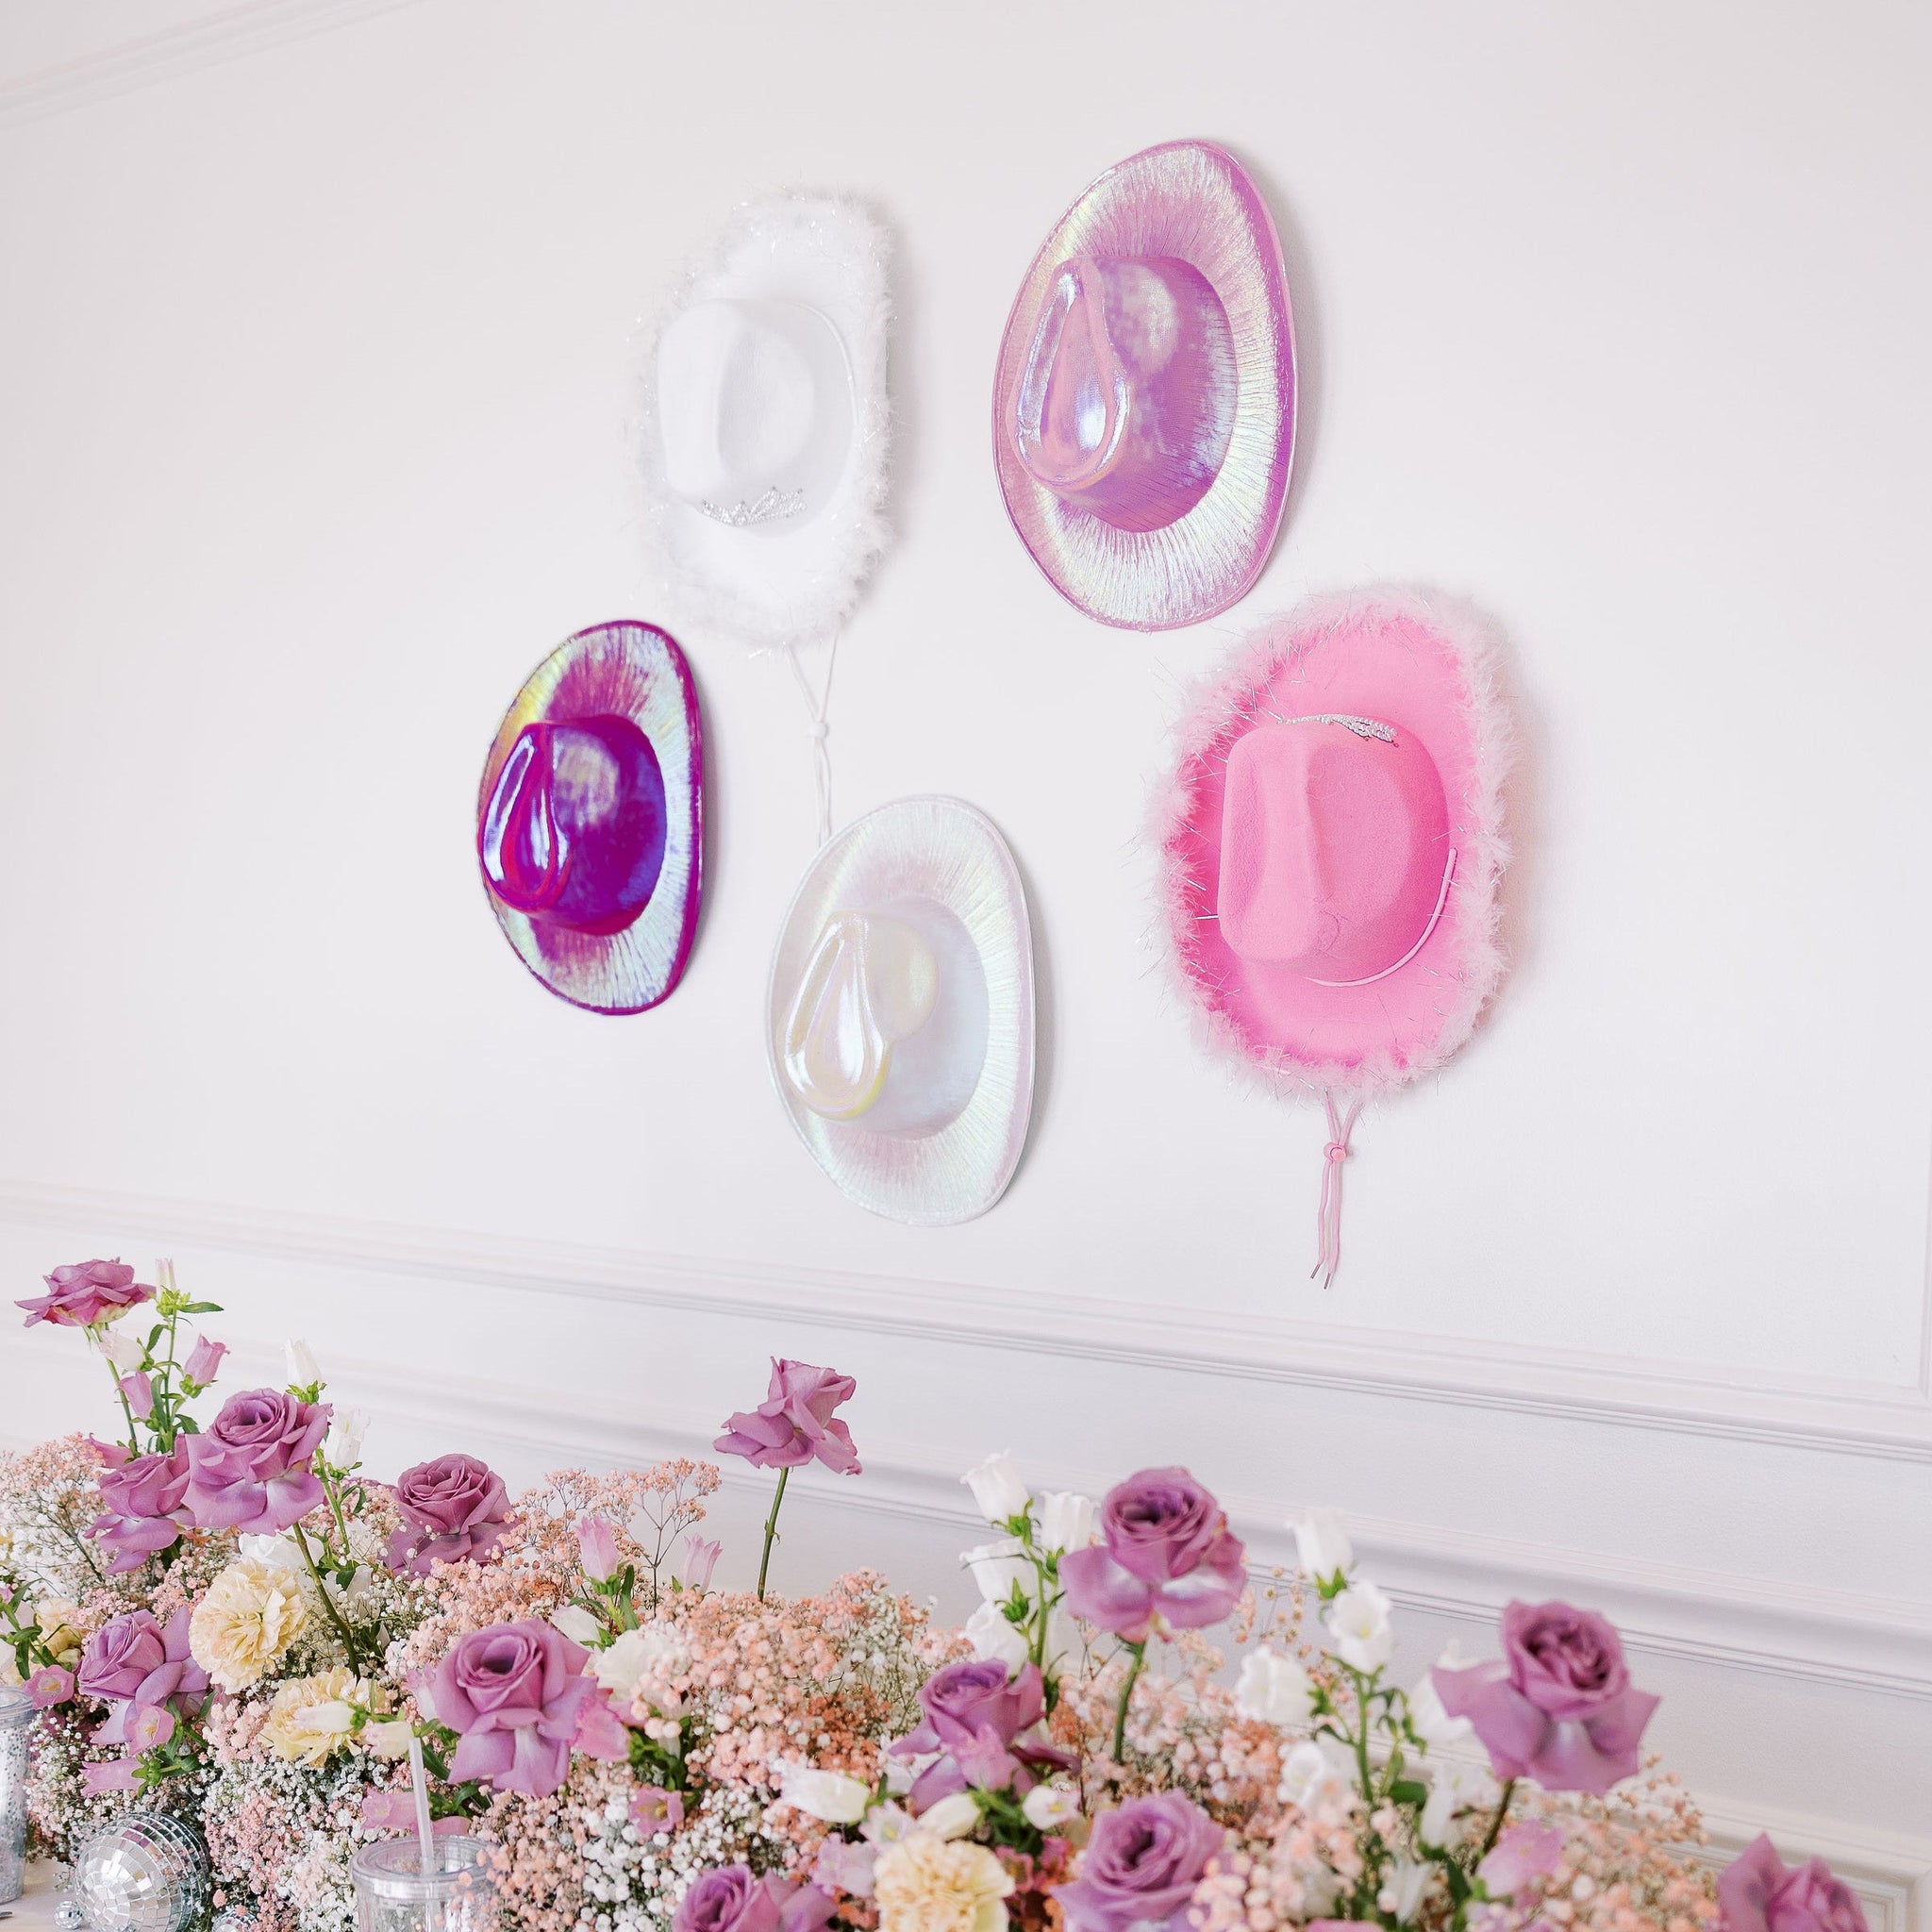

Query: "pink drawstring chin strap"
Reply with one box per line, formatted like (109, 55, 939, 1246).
(1311, 1091, 1362, 1291)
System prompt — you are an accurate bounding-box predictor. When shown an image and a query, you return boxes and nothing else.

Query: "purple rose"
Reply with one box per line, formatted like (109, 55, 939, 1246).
(714, 1358, 860, 1474)
(1053, 1791, 1226, 1932)
(78, 1607, 207, 1745)
(1720, 1837, 1869, 1932)
(180, 1388, 328, 1533)
(429, 1617, 623, 1798)
(1059, 1467, 1247, 1642)
(891, 1658, 1074, 1809)
(183, 1335, 227, 1387)
(17, 1258, 153, 1329)
(674, 1867, 837, 1932)
(90, 1443, 191, 1573)
(386, 1453, 512, 1576)
(1433, 1601, 1659, 1797)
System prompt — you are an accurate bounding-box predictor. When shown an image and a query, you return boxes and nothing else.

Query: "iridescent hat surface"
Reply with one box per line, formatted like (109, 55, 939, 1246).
(477, 621, 703, 1014)
(766, 797, 1035, 1225)
(993, 140, 1295, 631)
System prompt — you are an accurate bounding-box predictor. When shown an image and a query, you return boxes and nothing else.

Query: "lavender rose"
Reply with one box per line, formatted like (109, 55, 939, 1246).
(77, 1606, 207, 1745)
(1059, 1467, 1247, 1642)
(674, 1867, 837, 1932)
(90, 1444, 190, 1573)
(1720, 1837, 1869, 1932)
(386, 1453, 512, 1576)
(891, 1657, 1074, 1809)
(1053, 1791, 1226, 1932)
(1433, 1601, 1659, 1796)
(180, 1388, 328, 1534)
(429, 1617, 624, 1798)
(715, 1358, 860, 1474)
(17, 1258, 153, 1329)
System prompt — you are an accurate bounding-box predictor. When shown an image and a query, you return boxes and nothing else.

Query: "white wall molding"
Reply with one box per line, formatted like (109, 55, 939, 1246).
(1, 1179, 1926, 1464)
(8, 1324, 1926, 1703)
(1697, 1799, 1932, 1932)
(0, 0, 426, 129)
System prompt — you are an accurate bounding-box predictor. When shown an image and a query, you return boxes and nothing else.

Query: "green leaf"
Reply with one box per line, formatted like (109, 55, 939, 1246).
(1391, 1778, 1428, 1807)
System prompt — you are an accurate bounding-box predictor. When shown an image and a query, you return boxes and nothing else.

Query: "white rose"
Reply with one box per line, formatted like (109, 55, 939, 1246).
(961, 1454, 1029, 1525)
(1419, 1757, 1494, 1847)
(961, 1538, 1031, 1607)
(1021, 1782, 1081, 1830)
(1378, 1858, 1435, 1925)
(1278, 1738, 1353, 1811)
(551, 1605, 602, 1645)
(1035, 1491, 1097, 1555)
(916, 1790, 982, 1840)
(97, 1328, 145, 1374)
(1324, 1580, 1395, 1673)
(1234, 1648, 1314, 1727)
(238, 1534, 304, 1573)
(1291, 1508, 1354, 1583)
(362, 1720, 414, 1760)
(591, 1625, 688, 1707)
(325, 1407, 369, 1469)
(963, 1600, 1030, 1670)
(284, 1339, 321, 1387)
(779, 1765, 873, 1825)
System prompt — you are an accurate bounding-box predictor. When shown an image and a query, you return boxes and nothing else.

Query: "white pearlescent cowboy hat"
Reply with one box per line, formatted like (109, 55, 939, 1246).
(639, 196, 891, 651)
(766, 797, 1035, 1225)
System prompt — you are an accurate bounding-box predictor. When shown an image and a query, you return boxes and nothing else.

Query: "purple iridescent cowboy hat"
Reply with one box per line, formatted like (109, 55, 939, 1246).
(476, 621, 703, 1014)
(992, 140, 1295, 632)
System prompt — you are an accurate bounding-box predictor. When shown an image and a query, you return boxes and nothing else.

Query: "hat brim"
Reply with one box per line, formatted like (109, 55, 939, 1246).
(1155, 590, 1510, 1095)
(767, 797, 1035, 1224)
(478, 621, 704, 1015)
(992, 141, 1295, 632)
(638, 197, 891, 651)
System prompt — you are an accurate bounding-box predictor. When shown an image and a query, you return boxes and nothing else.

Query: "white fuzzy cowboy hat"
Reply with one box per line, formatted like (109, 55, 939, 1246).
(638, 196, 891, 651)
(766, 796, 1035, 1225)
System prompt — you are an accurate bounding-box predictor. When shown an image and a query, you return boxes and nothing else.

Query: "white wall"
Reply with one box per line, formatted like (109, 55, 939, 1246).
(0, 0, 1927, 1913)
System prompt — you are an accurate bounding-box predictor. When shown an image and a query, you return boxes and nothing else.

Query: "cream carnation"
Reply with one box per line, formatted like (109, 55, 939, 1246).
(874, 1836, 1013, 1932)
(261, 1666, 381, 1768)
(190, 1556, 310, 1691)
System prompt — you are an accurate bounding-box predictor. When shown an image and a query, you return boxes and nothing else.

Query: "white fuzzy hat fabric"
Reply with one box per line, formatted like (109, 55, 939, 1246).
(637, 196, 891, 653)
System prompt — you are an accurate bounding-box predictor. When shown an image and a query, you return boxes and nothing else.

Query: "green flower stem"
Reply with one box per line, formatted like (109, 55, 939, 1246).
(756, 1466, 790, 1602)
(292, 1519, 366, 1675)
(1110, 1641, 1147, 1762)
(1477, 1778, 1517, 1860)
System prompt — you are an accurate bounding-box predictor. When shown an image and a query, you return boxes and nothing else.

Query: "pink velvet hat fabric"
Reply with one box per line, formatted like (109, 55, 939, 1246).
(992, 140, 1295, 632)
(1156, 590, 1510, 1097)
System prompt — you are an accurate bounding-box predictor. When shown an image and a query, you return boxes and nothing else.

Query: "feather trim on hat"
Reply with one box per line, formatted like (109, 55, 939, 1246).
(635, 195, 891, 654)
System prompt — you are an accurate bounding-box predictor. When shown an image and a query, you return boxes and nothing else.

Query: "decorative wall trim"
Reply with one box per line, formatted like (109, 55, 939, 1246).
(1, 1178, 1927, 1462)
(0, 0, 426, 129)
(7, 1325, 1927, 1703)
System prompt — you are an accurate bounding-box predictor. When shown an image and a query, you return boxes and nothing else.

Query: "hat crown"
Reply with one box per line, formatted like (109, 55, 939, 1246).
(656, 297, 854, 532)
(479, 717, 668, 937)
(1011, 252, 1235, 533)
(780, 903, 989, 1138)
(1218, 719, 1452, 983)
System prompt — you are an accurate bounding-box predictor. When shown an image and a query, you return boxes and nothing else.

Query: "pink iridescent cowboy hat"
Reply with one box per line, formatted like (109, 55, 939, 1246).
(992, 140, 1295, 631)
(476, 621, 703, 1014)
(1155, 589, 1511, 1282)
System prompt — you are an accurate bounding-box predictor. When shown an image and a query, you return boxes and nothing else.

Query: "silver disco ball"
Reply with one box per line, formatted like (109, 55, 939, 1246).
(75, 1812, 210, 1932)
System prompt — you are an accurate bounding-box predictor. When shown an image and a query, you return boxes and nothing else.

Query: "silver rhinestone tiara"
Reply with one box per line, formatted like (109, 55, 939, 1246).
(696, 485, 807, 529)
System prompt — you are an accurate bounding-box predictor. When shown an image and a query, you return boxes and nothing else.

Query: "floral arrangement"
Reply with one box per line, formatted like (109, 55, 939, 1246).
(0, 1257, 1871, 1932)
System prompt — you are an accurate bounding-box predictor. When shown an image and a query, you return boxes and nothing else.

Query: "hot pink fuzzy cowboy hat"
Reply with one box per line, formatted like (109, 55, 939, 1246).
(1156, 590, 1511, 1280)
(991, 140, 1295, 632)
